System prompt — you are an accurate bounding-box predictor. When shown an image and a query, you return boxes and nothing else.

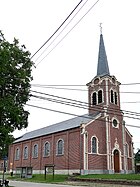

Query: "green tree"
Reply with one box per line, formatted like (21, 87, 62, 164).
(0, 31, 33, 158)
(135, 149, 140, 163)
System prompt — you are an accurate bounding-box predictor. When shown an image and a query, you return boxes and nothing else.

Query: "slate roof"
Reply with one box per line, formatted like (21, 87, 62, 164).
(14, 113, 99, 143)
(97, 34, 110, 76)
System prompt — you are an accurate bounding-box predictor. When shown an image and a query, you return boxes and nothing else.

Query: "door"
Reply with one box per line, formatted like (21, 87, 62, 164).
(114, 149, 120, 173)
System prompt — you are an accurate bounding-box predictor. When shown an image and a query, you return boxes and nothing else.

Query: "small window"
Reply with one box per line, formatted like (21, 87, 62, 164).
(23, 146, 28, 159)
(112, 119, 118, 128)
(57, 139, 64, 155)
(92, 92, 97, 105)
(98, 90, 102, 104)
(44, 142, 50, 157)
(92, 137, 97, 153)
(110, 89, 118, 105)
(114, 92, 117, 105)
(32, 144, 38, 158)
(111, 90, 114, 103)
(15, 148, 20, 160)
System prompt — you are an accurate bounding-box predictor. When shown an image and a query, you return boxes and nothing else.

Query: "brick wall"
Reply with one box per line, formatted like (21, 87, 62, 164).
(9, 127, 82, 172)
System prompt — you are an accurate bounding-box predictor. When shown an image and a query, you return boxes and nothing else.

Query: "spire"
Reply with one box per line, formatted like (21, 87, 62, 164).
(97, 30, 110, 76)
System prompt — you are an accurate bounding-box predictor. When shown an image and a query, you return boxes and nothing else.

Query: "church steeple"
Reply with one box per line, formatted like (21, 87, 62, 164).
(87, 30, 121, 115)
(97, 34, 110, 76)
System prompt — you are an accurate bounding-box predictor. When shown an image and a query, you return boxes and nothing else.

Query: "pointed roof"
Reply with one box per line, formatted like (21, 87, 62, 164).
(97, 34, 110, 76)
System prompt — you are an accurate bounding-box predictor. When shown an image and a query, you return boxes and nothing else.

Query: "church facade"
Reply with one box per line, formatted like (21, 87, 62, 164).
(8, 33, 134, 175)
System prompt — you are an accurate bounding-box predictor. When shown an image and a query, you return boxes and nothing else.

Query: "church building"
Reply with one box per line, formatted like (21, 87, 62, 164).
(8, 32, 134, 175)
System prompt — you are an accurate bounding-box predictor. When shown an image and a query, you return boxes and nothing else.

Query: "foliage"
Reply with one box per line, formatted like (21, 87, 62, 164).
(0, 31, 33, 158)
(135, 149, 140, 163)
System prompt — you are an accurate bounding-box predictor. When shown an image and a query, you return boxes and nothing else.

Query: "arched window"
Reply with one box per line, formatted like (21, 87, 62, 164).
(111, 90, 114, 103)
(15, 148, 20, 160)
(110, 89, 118, 105)
(92, 92, 97, 105)
(98, 90, 102, 104)
(23, 146, 28, 159)
(57, 139, 64, 155)
(44, 142, 50, 157)
(32, 144, 38, 158)
(114, 91, 117, 105)
(91, 137, 97, 153)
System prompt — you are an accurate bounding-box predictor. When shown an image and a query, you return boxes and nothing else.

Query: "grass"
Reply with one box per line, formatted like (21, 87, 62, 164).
(8, 174, 68, 183)
(7, 173, 140, 184)
(77, 174, 140, 180)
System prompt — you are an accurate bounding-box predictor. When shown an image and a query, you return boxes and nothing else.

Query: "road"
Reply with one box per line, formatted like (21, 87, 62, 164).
(9, 181, 78, 187)
(9, 180, 139, 187)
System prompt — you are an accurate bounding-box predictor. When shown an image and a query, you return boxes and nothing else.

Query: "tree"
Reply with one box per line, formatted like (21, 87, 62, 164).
(135, 149, 140, 163)
(0, 31, 33, 158)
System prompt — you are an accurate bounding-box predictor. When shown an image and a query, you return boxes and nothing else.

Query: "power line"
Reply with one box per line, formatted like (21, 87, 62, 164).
(35, 0, 100, 66)
(30, 90, 140, 118)
(31, 0, 84, 59)
(26, 103, 140, 129)
(30, 93, 140, 121)
(31, 82, 140, 86)
(31, 85, 140, 94)
(34, 0, 90, 64)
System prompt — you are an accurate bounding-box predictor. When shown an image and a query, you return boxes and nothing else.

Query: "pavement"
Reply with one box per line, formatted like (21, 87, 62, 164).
(9, 180, 140, 187)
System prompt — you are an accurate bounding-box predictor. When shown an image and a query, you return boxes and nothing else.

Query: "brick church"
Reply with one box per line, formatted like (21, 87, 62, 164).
(8, 33, 134, 175)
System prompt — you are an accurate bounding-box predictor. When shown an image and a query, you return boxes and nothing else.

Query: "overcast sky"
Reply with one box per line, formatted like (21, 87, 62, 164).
(1, 0, 140, 152)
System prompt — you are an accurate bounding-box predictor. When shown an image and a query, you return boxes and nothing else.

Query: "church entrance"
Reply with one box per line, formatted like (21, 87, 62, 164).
(114, 149, 120, 173)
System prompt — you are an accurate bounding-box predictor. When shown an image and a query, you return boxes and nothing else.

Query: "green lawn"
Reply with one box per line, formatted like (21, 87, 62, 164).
(78, 174, 140, 180)
(7, 173, 140, 184)
(8, 174, 68, 183)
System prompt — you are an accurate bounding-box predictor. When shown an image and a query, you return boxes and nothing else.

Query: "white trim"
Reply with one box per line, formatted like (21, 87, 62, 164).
(15, 147, 20, 160)
(83, 131, 88, 170)
(106, 116, 109, 170)
(56, 138, 64, 156)
(125, 127, 133, 138)
(32, 143, 38, 158)
(91, 88, 104, 105)
(23, 145, 28, 159)
(125, 143, 129, 157)
(110, 88, 118, 106)
(112, 117, 119, 129)
(84, 113, 102, 128)
(90, 135, 99, 154)
(43, 141, 50, 157)
(105, 78, 109, 105)
(112, 148, 122, 171)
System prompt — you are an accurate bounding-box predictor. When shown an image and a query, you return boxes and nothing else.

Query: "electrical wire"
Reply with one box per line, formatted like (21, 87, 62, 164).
(31, 82, 140, 86)
(31, 0, 84, 59)
(30, 93, 140, 121)
(31, 83, 140, 94)
(34, 0, 90, 64)
(30, 90, 140, 120)
(32, 85, 140, 95)
(30, 90, 140, 115)
(26, 103, 140, 129)
(35, 0, 100, 66)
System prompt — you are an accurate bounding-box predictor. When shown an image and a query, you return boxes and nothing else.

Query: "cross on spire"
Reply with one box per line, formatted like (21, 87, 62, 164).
(100, 23, 102, 34)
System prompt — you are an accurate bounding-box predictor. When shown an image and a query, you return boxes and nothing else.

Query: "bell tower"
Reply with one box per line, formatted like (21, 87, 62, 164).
(87, 32, 121, 115)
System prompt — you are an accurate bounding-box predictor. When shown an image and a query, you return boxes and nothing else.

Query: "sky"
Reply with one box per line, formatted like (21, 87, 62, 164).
(1, 0, 140, 152)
